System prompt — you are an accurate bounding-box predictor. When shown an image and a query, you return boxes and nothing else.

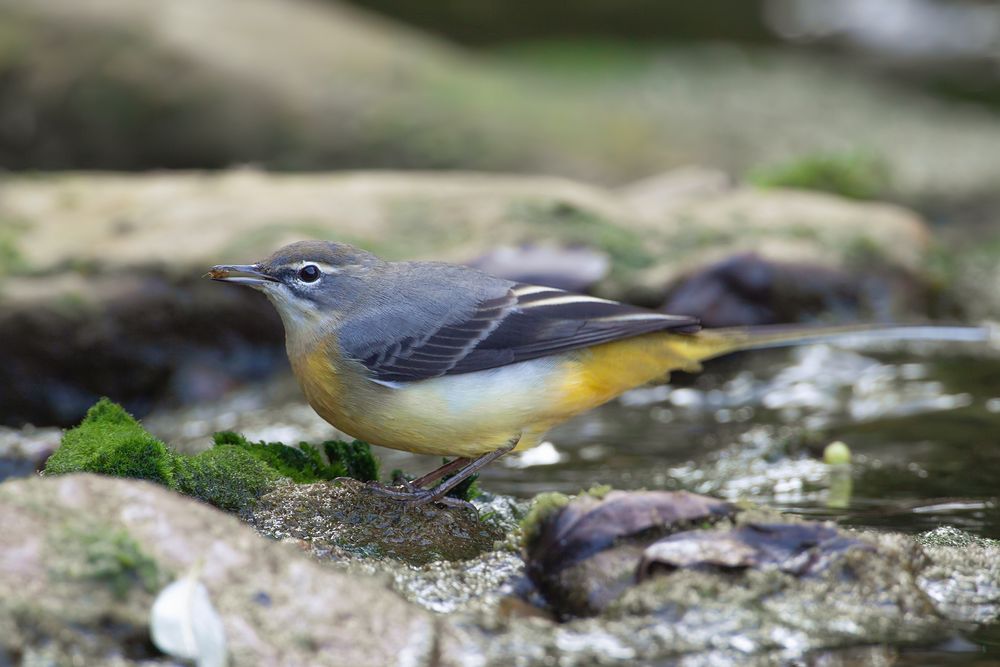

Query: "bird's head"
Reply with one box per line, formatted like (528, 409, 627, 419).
(207, 240, 380, 339)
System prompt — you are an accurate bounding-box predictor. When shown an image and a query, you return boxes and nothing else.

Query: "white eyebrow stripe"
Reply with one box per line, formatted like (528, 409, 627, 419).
(294, 260, 339, 274)
(513, 284, 564, 296)
(519, 294, 620, 308)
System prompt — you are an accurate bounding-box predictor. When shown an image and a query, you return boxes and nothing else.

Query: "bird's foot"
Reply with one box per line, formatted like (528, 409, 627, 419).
(363, 482, 477, 511)
(332, 437, 519, 512)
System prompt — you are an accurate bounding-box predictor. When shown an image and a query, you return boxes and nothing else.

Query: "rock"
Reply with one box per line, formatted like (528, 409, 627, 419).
(660, 252, 917, 326)
(637, 522, 874, 579)
(250, 478, 505, 565)
(461, 488, 989, 665)
(0, 171, 631, 277)
(2, 473, 998, 665)
(616, 166, 734, 217)
(466, 244, 610, 292)
(520, 490, 944, 630)
(0, 170, 934, 426)
(4, 0, 1000, 205)
(522, 489, 736, 616)
(633, 186, 931, 295)
(0, 269, 287, 426)
(0, 473, 437, 666)
(930, 229, 1000, 323)
(0, 424, 59, 482)
(601, 525, 947, 654)
(917, 527, 1000, 624)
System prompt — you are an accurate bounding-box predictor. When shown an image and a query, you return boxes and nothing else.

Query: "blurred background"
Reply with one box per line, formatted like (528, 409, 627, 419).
(1, 0, 1000, 540)
(4, 3, 1000, 661)
(2, 0, 1000, 425)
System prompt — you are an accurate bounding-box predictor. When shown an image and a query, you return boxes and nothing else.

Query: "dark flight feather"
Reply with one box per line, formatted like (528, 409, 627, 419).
(342, 279, 699, 384)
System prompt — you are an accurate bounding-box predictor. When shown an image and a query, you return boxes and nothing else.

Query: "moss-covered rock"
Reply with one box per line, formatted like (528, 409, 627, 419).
(0, 170, 938, 427)
(43, 398, 380, 513)
(250, 478, 504, 565)
(44, 398, 176, 486)
(173, 445, 283, 513)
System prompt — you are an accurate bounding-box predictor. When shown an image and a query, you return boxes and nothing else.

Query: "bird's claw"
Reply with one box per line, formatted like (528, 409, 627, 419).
(364, 482, 477, 512)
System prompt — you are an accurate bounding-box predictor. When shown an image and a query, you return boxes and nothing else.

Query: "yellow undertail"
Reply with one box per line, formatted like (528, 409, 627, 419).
(554, 323, 991, 419)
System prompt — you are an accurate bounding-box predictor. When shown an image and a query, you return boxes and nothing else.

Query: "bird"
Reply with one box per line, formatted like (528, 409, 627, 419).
(208, 240, 990, 506)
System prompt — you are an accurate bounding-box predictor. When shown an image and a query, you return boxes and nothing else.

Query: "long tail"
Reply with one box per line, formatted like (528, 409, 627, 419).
(678, 322, 997, 365)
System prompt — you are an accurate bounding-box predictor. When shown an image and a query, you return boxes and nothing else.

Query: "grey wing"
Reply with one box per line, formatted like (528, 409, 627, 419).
(340, 271, 700, 384)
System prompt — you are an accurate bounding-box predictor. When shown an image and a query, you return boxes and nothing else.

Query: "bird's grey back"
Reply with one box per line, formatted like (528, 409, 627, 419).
(337, 260, 515, 365)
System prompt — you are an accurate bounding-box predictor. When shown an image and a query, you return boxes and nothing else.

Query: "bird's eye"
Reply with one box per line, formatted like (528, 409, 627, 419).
(298, 264, 321, 283)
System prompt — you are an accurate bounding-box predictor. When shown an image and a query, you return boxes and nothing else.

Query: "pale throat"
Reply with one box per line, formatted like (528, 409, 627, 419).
(265, 289, 336, 361)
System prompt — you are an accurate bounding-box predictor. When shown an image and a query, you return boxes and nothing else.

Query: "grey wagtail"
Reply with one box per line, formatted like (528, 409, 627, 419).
(209, 240, 991, 505)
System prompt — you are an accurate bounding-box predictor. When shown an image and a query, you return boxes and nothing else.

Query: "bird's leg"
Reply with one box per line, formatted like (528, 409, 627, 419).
(409, 441, 516, 506)
(368, 436, 520, 507)
(411, 457, 471, 488)
(387, 457, 470, 492)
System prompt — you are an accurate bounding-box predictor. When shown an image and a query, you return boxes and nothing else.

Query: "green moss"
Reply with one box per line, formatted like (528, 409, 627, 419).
(323, 440, 379, 482)
(45, 400, 384, 514)
(213, 431, 346, 483)
(519, 491, 571, 542)
(842, 234, 889, 268)
(44, 398, 175, 486)
(749, 151, 890, 200)
(61, 526, 162, 599)
(174, 445, 282, 513)
(584, 483, 613, 499)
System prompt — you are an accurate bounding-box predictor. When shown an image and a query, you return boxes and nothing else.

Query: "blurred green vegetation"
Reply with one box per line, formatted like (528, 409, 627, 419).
(748, 152, 891, 201)
(339, 0, 772, 46)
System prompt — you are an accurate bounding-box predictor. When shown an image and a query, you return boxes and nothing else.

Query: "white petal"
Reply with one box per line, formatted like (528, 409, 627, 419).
(150, 575, 228, 667)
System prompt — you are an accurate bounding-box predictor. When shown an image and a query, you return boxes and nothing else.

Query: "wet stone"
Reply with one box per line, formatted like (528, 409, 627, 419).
(917, 527, 1000, 624)
(249, 478, 505, 566)
(604, 525, 946, 651)
(660, 251, 883, 327)
(470, 489, 967, 664)
(638, 522, 875, 580)
(0, 425, 60, 482)
(522, 489, 736, 617)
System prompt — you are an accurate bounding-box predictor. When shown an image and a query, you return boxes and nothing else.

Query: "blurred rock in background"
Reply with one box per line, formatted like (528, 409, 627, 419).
(1, 0, 999, 207)
(0, 0, 998, 429)
(0, 169, 937, 426)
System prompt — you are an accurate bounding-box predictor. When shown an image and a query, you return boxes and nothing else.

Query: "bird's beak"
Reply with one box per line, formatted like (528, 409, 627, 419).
(205, 264, 279, 287)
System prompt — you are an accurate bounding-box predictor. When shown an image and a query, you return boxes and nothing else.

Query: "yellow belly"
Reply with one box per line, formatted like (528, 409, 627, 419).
(291, 332, 707, 457)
